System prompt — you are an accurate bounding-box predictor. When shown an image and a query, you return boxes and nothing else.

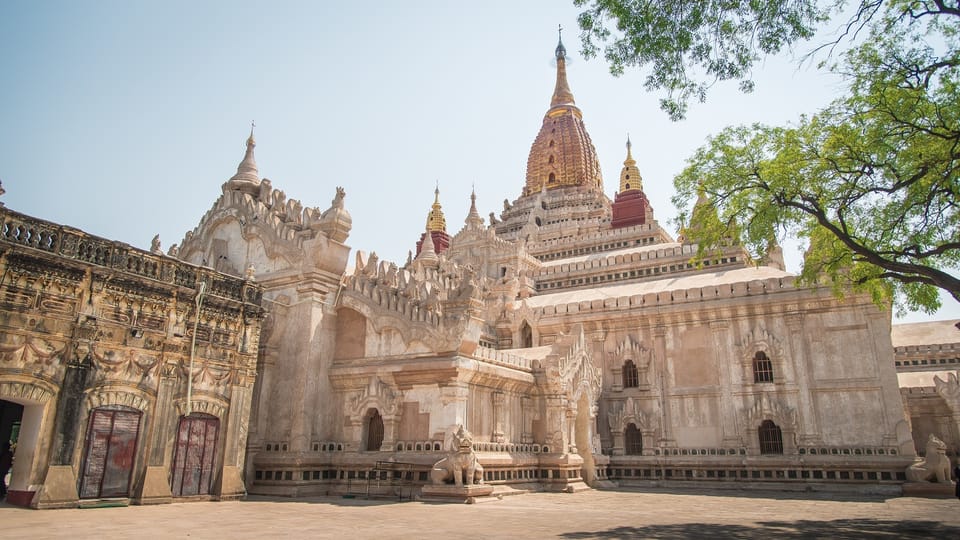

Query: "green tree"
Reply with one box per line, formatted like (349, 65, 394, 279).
(575, 0, 846, 120)
(669, 4, 960, 312)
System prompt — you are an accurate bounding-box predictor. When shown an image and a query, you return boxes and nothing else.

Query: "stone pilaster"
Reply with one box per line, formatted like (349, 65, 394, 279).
(521, 396, 534, 444)
(784, 314, 821, 445)
(653, 326, 674, 446)
(134, 359, 179, 505)
(492, 391, 505, 443)
(35, 345, 93, 509)
(710, 320, 740, 447)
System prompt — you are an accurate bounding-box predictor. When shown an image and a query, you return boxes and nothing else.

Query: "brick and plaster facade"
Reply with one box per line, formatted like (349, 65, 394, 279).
(0, 205, 264, 508)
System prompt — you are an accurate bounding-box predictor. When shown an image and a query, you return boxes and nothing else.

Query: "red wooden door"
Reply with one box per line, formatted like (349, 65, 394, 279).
(171, 415, 219, 496)
(79, 407, 141, 499)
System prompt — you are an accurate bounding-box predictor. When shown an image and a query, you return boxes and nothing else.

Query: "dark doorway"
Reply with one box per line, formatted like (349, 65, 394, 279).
(758, 420, 784, 455)
(520, 321, 533, 348)
(79, 406, 141, 499)
(625, 423, 643, 455)
(171, 414, 220, 497)
(0, 399, 24, 450)
(365, 409, 384, 451)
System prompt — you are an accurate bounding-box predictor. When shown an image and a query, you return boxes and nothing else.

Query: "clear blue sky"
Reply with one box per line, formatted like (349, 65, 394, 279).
(1, 0, 956, 323)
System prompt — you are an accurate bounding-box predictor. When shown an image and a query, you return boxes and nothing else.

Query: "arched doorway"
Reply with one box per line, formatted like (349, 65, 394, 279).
(365, 409, 384, 451)
(520, 321, 533, 348)
(758, 420, 784, 455)
(0, 384, 52, 506)
(625, 423, 643, 455)
(79, 405, 142, 499)
(171, 414, 220, 497)
(1, 399, 24, 497)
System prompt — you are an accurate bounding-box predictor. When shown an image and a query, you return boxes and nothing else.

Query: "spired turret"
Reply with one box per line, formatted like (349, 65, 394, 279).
(224, 124, 261, 196)
(522, 29, 603, 197)
(416, 187, 451, 256)
(611, 136, 655, 229)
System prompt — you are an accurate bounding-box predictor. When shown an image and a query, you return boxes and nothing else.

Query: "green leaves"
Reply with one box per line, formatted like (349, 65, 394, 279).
(575, 0, 832, 119)
(672, 3, 960, 312)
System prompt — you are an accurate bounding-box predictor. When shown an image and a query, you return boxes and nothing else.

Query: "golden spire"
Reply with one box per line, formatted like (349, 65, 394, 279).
(425, 186, 447, 232)
(618, 134, 643, 193)
(551, 25, 575, 108)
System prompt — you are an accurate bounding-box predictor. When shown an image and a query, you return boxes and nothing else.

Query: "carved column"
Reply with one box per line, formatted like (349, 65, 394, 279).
(214, 381, 253, 499)
(785, 314, 821, 445)
(492, 391, 505, 443)
(521, 396, 534, 444)
(566, 404, 578, 454)
(653, 326, 674, 446)
(710, 320, 740, 447)
(543, 394, 566, 453)
(37, 325, 95, 509)
(134, 358, 179, 504)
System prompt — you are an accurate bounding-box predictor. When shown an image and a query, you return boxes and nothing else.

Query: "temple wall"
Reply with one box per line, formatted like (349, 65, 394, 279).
(0, 207, 263, 508)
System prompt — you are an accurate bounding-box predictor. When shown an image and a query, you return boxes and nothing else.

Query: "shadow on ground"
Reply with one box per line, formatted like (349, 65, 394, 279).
(560, 519, 960, 539)
(601, 486, 897, 503)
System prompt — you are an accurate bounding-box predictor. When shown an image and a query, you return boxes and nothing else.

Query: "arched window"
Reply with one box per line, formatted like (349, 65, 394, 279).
(758, 420, 783, 455)
(625, 423, 643, 455)
(622, 360, 639, 388)
(548, 173, 556, 184)
(548, 155, 555, 164)
(365, 409, 384, 451)
(753, 351, 774, 383)
(520, 321, 533, 348)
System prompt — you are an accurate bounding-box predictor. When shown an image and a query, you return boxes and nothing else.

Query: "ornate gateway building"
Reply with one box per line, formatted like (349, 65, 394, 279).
(1, 37, 934, 507)
(0, 206, 264, 508)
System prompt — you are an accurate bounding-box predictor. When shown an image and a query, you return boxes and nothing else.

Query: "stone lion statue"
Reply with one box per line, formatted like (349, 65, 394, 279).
(430, 425, 484, 486)
(906, 434, 953, 483)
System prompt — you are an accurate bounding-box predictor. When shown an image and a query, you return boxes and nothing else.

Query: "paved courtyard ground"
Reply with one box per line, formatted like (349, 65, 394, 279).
(3, 488, 960, 539)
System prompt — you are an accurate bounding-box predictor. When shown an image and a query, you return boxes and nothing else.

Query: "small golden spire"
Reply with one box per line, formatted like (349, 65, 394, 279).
(618, 134, 642, 193)
(426, 186, 447, 232)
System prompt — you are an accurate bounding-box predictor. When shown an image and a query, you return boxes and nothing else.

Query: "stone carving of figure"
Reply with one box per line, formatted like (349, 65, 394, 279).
(489, 212, 499, 226)
(331, 186, 346, 208)
(906, 434, 954, 483)
(430, 425, 484, 486)
(167, 244, 179, 257)
(150, 234, 161, 254)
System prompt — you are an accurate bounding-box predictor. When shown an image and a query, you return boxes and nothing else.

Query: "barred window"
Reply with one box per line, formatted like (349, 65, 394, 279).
(758, 420, 783, 455)
(753, 351, 774, 383)
(625, 423, 643, 455)
(623, 360, 639, 388)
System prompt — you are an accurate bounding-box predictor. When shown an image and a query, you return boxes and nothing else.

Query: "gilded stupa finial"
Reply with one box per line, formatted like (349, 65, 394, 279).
(426, 185, 447, 233)
(618, 133, 643, 193)
(551, 25, 575, 108)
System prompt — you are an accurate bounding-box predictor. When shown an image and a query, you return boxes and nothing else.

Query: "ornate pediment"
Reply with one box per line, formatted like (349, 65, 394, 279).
(349, 376, 400, 420)
(542, 324, 601, 402)
(736, 326, 784, 360)
(741, 393, 797, 430)
(607, 396, 657, 432)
